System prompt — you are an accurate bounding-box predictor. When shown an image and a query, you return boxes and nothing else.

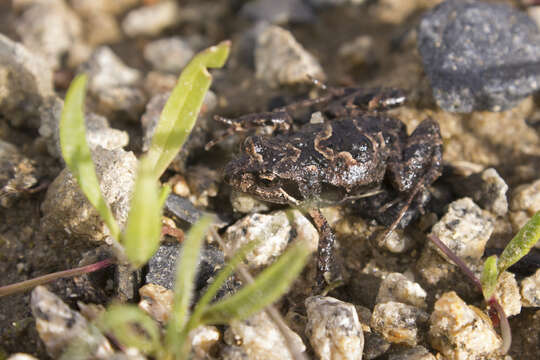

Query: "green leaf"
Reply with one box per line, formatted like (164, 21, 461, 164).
(200, 241, 310, 325)
(122, 156, 163, 268)
(165, 215, 214, 358)
(497, 211, 540, 274)
(187, 240, 260, 331)
(147, 41, 230, 179)
(59, 74, 120, 241)
(96, 304, 160, 356)
(481, 255, 499, 301)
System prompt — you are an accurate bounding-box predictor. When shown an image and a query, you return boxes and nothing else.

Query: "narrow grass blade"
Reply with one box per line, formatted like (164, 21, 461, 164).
(96, 304, 160, 356)
(122, 156, 163, 268)
(497, 211, 540, 274)
(187, 240, 260, 331)
(481, 255, 498, 301)
(200, 241, 310, 325)
(60, 74, 120, 241)
(165, 215, 213, 357)
(147, 41, 230, 179)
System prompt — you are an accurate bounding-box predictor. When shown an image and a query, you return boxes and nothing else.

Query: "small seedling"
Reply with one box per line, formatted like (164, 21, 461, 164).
(91, 217, 310, 360)
(1, 40, 311, 359)
(429, 210, 540, 354)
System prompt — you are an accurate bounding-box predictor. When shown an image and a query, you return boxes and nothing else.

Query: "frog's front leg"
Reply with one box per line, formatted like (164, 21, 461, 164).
(386, 117, 443, 193)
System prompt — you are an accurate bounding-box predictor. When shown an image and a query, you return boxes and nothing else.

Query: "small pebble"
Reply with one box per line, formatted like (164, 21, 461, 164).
(418, 0, 540, 112)
(39, 96, 129, 159)
(510, 178, 540, 242)
(521, 268, 540, 307)
(387, 346, 436, 360)
(0, 140, 38, 208)
(375, 273, 427, 309)
(369, 0, 420, 25)
(122, 1, 181, 37)
(255, 25, 325, 87)
(14, 0, 85, 69)
(428, 197, 494, 263)
(69, 0, 140, 16)
(145, 242, 237, 301)
(305, 296, 364, 360)
(185, 166, 220, 207)
(7, 354, 39, 360)
(223, 210, 318, 268)
(80, 46, 145, 121)
(190, 325, 221, 360)
(454, 168, 509, 216)
(429, 291, 502, 359)
(371, 301, 429, 346)
(224, 311, 305, 360)
(138, 283, 173, 323)
(230, 190, 270, 213)
(0, 34, 54, 128)
(338, 35, 378, 67)
(144, 37, 194, 74)
(363, 332, 390, 360)
(31, 286, 113, 359)
(41, 147, 137, 244)
(241, 0, 315, 24)
(493, 271, 521, 317)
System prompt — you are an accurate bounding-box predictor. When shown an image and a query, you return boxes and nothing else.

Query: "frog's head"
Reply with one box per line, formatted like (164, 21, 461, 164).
(224, 136, 300, 204)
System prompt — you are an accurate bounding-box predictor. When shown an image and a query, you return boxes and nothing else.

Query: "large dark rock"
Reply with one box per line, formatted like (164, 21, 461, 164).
(418, 0, 540, 113)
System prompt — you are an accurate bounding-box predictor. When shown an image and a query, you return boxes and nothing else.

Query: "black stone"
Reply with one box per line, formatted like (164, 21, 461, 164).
(418, 0, 540, 112)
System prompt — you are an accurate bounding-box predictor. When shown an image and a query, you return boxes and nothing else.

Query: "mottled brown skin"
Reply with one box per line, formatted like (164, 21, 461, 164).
(224, 114, 442, 209)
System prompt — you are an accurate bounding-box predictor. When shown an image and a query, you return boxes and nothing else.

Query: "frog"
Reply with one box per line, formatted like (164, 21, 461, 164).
(222, 87, 443, 214)
(215, 86, 443, 289)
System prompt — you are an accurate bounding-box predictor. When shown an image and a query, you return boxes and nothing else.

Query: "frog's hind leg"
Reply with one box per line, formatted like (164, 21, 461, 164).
(380, 117, 443, 242)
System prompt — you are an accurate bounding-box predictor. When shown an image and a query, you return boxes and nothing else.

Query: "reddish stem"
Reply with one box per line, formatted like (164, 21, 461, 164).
(0, 258, 113, 297)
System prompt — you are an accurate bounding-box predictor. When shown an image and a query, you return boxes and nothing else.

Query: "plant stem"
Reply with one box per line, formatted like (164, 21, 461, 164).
(489, 297, 511, 354)
(428, 234, 483, 291)
(428, 234, 511, 354)
(0, 258, 113, 297)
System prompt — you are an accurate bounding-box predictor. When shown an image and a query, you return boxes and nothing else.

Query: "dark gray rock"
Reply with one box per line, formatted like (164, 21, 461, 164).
(418, 0, 540, 112)
(145, 242, 236, 301)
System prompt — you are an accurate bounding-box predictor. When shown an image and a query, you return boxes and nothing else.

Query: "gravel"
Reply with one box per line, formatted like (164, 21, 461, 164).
(41, 146, 137, 245)
(428, 197, 495, 263)
(14, 0, 86, 69)
(223, 210, 318, 268)
(375, 273, 427, 309)
(0, 140, 38, 208)
(143, 37, 195, 74)
(79, 46, 145, 121)
(521, 268, 540, 307)
(224, 311, 306, 360)
(30, 286, 113, 359)
(418, 0, 540, 112)
(429, 291, 502, 360)
(122, 1, 181, 37)
(0, 34, 54, 128)
(255, 25, 325, 87)
(240, 0, 315, 24)
(371, 301, 429, 346)
(38, 96, 129, 159)
(305, 296, 364, 360)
